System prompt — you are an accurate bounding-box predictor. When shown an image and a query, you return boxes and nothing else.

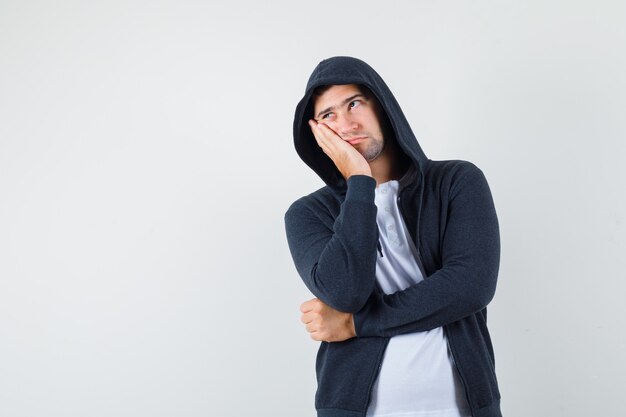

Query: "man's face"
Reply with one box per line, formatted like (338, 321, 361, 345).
(312, 84, 386, 162)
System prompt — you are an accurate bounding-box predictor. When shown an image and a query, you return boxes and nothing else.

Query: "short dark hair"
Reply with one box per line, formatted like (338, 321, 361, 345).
(312, 84, 333, 98)
(312, 83, 373, 99)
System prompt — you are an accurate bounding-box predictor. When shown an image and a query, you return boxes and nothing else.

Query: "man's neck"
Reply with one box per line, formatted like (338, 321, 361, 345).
(369, 140, 408, 187)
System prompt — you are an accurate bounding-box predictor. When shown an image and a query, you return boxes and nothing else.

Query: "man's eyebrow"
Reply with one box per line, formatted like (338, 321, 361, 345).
(315, 94, 366, 119)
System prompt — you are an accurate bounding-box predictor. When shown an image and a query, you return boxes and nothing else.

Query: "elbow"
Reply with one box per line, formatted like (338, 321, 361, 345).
(467, 250, 500, 311)
(316, 284, 373, 313)
(468, 270, 498, 312)
(317, 283, 372, 313)
(334, 292, 371, 313)
(310, 263, 376, 313)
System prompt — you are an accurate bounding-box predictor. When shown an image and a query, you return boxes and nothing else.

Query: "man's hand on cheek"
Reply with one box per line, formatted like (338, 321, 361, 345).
(308, 119, 372, 180)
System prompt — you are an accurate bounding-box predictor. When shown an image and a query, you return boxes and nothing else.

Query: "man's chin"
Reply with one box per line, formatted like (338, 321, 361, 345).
(361, 145, 384, 162)
(363, 152, 383, 162)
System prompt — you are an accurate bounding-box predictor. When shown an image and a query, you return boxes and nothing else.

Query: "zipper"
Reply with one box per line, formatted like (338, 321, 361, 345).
(445, 327, 474, 417)
(397, 188, 415, 252)
(376, 228, 383, 257)
(364, 173, 431, 415)
(362, 337, 390, 416)
(415, 249, 428, 280)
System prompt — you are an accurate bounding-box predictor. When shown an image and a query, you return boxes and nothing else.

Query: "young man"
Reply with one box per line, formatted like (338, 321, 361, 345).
(284, 56, 502, 417)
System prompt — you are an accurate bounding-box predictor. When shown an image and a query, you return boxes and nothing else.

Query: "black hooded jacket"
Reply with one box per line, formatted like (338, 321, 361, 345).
(284, 56, 502, 417)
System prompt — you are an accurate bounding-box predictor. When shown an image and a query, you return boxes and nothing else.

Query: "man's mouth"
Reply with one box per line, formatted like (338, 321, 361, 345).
(346, 137, 367, 145)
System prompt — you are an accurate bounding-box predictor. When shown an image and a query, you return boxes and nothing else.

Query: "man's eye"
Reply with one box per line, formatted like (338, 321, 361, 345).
(349, 100, 361, 109)
(321, 113, 332, 119)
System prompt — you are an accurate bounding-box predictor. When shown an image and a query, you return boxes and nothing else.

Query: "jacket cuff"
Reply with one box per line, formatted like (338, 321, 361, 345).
(352, 298, 381, 337)
(345, 175, 376, 203)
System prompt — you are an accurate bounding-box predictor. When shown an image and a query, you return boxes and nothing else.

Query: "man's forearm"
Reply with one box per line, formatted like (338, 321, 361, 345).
(285, 175, 379, 313)
(352, 164, 500, 337)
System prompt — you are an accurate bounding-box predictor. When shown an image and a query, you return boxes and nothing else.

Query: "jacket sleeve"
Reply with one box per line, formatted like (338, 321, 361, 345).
(284, 175, 379, 313)
(353, 164, 500, 337)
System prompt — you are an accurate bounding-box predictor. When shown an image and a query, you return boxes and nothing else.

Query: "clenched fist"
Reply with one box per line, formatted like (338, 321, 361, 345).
(300, 297, 356, 342)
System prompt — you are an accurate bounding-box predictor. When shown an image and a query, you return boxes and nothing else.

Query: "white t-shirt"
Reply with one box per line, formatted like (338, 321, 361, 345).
(366, 180, 471, 417)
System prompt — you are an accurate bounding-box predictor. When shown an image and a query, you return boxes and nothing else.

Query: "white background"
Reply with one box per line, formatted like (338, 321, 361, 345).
(1, 1, 625, 416)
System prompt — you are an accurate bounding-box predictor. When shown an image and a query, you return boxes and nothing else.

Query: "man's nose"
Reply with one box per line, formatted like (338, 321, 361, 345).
(337, 114, 359, 135)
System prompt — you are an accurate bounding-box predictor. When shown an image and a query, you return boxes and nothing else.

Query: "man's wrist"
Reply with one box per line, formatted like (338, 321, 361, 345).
(347, 172, 372, 178)
(349, 314, 357, 338)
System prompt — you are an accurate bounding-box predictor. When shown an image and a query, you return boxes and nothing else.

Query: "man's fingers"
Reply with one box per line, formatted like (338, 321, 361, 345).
(300, 297, 318, 313)
(315, 121, 336, 135)
(316, 123, 342, 146)
(309, 122, 331, 152)
(300, 312, 313, 324)
(309, 120, 342, 149)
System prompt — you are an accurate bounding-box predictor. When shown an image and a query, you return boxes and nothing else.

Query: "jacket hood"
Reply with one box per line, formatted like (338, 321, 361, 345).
(293, 56, 428, 195)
